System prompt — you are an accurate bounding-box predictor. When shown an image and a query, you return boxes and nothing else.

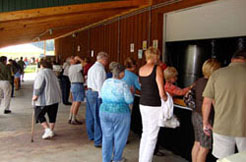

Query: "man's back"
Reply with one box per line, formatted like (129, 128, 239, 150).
(87, 62, 106, 93)
(203, 62, 246, 137)
(0, 63, 11, 81)
(17, 60, 25, 70)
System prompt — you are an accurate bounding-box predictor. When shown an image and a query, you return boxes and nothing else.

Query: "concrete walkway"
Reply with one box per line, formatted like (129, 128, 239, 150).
(0, 80, 188, 162)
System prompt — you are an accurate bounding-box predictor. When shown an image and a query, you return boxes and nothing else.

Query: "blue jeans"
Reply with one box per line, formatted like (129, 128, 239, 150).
(100, 111, 131, 162)
(86, 90, 102, 146)
(71, 83, 85, 102)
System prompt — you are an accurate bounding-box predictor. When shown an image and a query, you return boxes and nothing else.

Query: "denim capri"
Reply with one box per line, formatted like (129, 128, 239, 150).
(71, 83, 85, 102)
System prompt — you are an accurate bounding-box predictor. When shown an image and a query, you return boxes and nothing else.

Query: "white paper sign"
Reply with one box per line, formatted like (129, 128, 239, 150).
(77, 45, 81, 52)
(153, 40, 158, 49)
(130, 43, 134, 53)
(142, 41, 147, 50)
(138, 49, 143, 59)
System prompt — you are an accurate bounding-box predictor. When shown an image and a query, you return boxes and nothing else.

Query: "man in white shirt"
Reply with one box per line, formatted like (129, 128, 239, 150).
(61, 57, 72, 105)
(68, 56, 85, 125)
(86, 52, 109, 147)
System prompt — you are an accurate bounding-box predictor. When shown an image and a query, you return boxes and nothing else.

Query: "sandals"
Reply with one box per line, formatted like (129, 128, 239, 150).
(154, 151, 165, 156)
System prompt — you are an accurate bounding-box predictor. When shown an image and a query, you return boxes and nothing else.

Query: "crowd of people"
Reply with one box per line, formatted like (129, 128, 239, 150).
(0, 56, 26, 114)
(1, 47, 246, 162)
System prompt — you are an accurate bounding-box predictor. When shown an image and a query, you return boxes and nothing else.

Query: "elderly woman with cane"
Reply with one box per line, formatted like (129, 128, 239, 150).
(32, 59, 61, 139)
(100, 63, 134, 162)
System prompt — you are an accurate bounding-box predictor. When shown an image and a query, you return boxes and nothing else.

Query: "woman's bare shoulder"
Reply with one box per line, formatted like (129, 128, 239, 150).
(139, 64, 155, 76)
(139, 66, 143, 76)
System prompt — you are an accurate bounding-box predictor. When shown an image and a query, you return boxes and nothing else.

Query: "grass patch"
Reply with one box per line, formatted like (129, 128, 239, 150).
(24, 65, 37, 73)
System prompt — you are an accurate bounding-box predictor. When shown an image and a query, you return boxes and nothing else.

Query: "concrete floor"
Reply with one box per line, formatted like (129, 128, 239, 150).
(0, 79, 188, 162)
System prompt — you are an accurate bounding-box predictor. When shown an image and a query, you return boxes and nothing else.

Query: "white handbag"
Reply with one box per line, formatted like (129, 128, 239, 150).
(161, 115, 180, 128)
(159, 93, 180, 128)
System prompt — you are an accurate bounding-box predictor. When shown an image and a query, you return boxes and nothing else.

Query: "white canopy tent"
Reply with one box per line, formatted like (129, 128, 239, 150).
(0, 43, 43, 53)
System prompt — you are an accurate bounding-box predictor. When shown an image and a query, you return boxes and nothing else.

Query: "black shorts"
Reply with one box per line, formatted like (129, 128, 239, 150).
(35, 103, 59, 123)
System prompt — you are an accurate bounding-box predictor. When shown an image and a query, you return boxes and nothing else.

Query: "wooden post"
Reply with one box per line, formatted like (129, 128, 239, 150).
(44, 40, 46, 57)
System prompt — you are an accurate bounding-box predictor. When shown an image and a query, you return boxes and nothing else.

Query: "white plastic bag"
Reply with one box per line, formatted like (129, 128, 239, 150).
(159, 93, 180, 128)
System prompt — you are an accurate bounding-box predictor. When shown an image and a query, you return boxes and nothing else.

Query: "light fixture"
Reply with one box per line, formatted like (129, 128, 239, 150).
(72, 33, 76, 38)
(49, 29, 53, 35)
(77, 45, 81, 52)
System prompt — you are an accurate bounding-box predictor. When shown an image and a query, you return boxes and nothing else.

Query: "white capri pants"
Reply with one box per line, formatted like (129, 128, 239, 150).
(139, 104, 161, 162)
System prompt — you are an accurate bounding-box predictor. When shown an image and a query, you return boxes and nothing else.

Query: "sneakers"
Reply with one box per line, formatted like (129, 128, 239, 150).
(42, 128, 54, 139)
(50, 130, 55, 138)
(112, 158, 126, 162)
(64, 102, 72, 106)
(4, 110, 12, 114)
(154, 151, 165, 156)
(71, 119, 83, 125)
(120, 158, 126, 162)
(94, 144, 102, 148)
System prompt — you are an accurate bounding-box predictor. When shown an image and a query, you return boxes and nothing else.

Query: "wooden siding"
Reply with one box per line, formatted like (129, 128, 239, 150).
(119, 11, 150, 67)
(55, 0, 217, 66)
(87, 21, 119, 63)
(55, 30, 89, 61)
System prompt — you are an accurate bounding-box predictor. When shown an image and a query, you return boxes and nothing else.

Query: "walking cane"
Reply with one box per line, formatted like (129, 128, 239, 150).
(31, 107, 35, 143)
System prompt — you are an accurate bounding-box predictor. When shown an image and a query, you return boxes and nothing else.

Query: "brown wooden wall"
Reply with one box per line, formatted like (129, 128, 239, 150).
(55, 30, 90, 62)
(89, 21, 119, 63)
(55, 0, 216, 66)
(119, 11, 150, 67)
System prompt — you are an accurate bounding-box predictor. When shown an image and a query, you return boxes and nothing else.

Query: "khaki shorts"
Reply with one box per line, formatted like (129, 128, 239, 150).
(213, 133, 246, 159)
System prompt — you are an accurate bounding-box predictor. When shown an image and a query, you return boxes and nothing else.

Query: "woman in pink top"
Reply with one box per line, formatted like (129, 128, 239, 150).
(164, 67, 193, 97)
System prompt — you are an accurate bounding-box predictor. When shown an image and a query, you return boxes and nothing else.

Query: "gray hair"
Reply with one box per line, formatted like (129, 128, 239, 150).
(109, 61, 119, 71)
(112, 64, 125, 78)
(97, 52, 109, 61)
(66, 57, 71, 64)
(232, 49, 246, 59)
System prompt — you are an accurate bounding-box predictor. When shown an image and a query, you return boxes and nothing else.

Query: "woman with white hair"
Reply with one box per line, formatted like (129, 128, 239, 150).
(32, 60, 61, 139)
(100, 63, 133, 162)
(164, 66, 193, 97)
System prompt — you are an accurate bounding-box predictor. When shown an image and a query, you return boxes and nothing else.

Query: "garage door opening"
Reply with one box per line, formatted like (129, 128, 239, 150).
(0, 39, 55, 81)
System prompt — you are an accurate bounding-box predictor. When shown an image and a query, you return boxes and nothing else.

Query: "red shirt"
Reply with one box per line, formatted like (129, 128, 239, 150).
(83, 63, 92, 76)
(164, 82, 190, 97)
(159, 62, 167, 71)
